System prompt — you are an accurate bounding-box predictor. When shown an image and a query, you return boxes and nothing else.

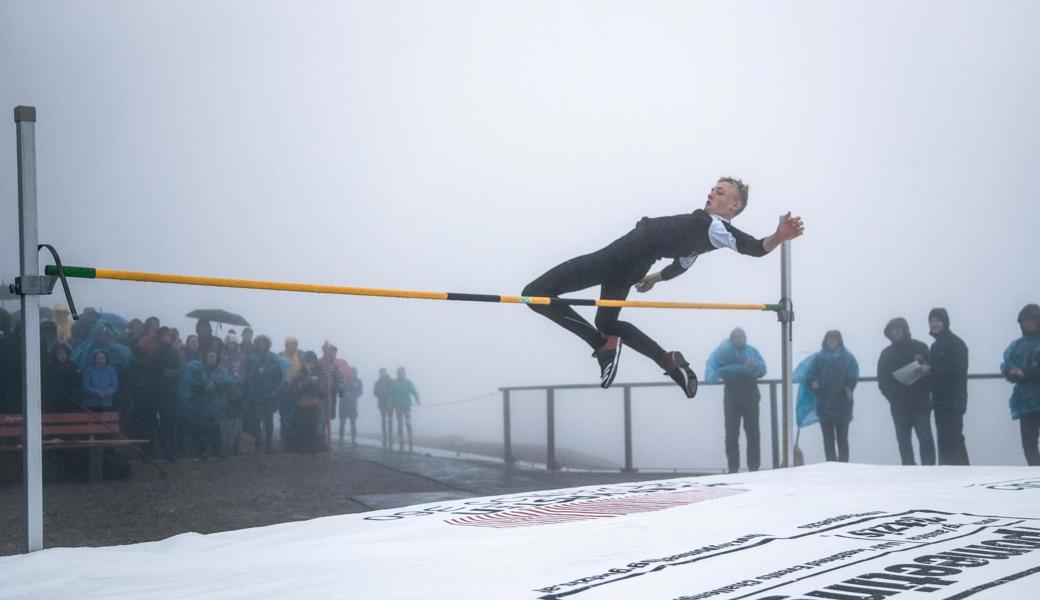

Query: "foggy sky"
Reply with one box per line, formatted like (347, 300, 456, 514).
(3, 1, 1039, 460)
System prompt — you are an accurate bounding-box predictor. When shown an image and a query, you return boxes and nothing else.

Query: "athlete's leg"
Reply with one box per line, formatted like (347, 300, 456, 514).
(523, 251, 614, 351)
(594, 282, 666, 363)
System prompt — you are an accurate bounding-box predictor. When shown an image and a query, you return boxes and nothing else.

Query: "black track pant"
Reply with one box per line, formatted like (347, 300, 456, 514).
(523, 235, 665, 363)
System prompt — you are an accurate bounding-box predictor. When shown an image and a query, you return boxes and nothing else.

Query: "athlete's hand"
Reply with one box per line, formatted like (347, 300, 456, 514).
(776, 212, 805, 242)
(635, 277, 656, 293)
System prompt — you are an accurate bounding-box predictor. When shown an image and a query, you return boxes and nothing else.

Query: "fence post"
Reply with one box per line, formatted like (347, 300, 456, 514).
(502, 389, 515, 464)
(622, 386, 636, 472)
(769, 382, 779, 469)
(546, 387, 559, 470)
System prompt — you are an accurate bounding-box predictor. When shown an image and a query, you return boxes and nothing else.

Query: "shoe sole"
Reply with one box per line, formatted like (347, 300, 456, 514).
(601, 339, 623, 389)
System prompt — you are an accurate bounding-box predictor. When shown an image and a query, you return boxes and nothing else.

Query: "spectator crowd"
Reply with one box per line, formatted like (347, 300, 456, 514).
(705, 304, 1040, 471)
(0, 305, 423, 463)
(1, 302, 1038, 472)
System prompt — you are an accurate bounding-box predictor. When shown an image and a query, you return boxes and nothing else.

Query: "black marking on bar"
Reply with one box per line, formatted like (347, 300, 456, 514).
(446, 292, 502, 303)
(550, 298, 597, 306)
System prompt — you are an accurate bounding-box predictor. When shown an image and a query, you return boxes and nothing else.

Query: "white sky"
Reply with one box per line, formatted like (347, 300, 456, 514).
(2, 1, 1039, 454)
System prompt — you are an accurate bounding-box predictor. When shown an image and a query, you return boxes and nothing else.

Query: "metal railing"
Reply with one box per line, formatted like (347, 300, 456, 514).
(500, 374, 1011, 472)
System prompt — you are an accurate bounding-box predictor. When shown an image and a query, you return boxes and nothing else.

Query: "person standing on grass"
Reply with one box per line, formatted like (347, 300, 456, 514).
(522, 177, 803, 398)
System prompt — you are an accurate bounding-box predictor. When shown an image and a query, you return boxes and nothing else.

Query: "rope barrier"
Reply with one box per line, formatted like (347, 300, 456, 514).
(45, 265, 781, 312)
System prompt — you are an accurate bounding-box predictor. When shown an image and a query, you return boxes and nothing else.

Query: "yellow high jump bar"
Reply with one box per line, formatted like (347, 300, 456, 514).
(45, 265, 780, 312)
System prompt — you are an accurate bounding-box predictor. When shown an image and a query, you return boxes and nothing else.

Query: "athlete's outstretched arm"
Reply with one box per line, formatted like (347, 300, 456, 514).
(635, 212, 804, 293)
(761, 212, 804, 253)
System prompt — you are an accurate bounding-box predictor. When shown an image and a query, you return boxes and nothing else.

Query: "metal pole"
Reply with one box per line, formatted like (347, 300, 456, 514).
(779, 241, 794, 468)
(622, 386, 634, 472)
(546, 388, 558, 470)
(769, 382, 779, 469)
(15, 105, 43, 552)
(502, 390, 514, 464)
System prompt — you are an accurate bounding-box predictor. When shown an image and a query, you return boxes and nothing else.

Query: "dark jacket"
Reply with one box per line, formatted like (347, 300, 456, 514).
(628, 210, 766, 280)
(877, 317, 931, 406)
(43, 344, 81, 412)
(927, 309, 968, 412)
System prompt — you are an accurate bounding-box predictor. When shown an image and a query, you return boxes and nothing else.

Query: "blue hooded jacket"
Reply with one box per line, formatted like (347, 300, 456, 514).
(179, 359, 236, 425)
(81, 349, 118, 410)
(705, 328, 767, 402)
(1001, 332, 1040, 420)
(71, 321, 133, 372)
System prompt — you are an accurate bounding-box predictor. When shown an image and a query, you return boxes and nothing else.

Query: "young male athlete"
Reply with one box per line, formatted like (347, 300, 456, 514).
(523, 177, 804, 398)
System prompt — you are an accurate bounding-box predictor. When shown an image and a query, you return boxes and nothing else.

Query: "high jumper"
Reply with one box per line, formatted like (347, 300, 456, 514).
(522, 177, 805, 398)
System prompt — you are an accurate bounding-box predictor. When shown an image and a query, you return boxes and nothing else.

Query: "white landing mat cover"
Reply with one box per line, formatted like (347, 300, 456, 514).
(2, 463, 1039, 599)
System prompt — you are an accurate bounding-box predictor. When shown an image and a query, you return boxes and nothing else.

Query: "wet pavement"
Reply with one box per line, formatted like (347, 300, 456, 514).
(341, 442, 706, 510)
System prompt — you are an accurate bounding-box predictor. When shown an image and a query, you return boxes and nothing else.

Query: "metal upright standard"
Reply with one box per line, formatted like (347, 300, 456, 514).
(14, 106, 43, 552)
(779, 241, 794, 467)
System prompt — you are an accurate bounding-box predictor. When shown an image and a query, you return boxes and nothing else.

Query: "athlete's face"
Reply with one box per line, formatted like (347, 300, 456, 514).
(705, 181, 744, 219)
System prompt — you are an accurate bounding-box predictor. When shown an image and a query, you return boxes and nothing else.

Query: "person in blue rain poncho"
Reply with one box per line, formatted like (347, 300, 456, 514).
(802, 331, 859, 462)
(179, 349, 236, 459)
(72, 321, 133, 373)
(706, 327, 767, 473)
(1001, 304, 1040, 466)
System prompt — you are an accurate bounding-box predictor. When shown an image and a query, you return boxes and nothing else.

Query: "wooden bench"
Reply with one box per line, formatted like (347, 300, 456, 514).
(0, 412, 145, 481)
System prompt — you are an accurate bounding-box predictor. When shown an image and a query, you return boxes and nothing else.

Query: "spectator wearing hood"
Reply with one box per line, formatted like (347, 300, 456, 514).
(182, 349, 236, 459)
(806, 331, 859, 462)
(245, 335, 282, 453)
(69, 307, 99, 348)
(878, 317, 935, 466)
(82, 349, 119, 411)
(72, 322, 133, 373)
(40, 320, 59, 356)
(1001, 304, 1040, 466)
(43, 343, 81, 412)
(706, 327, 767, 473)
(924, 308, 970, 465)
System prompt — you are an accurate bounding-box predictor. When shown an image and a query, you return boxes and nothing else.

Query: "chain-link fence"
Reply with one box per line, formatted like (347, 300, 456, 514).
(498, 374, 1024, 472)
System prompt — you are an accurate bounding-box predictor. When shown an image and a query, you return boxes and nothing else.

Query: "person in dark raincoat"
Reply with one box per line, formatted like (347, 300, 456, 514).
(373, 368, 394, 449)
(244, 335, 283, 453)
(290, 351, 323, 453)
(706, 327, 767, 473)
(877, 317, 935, 465)
(924, 308, 970, 465)
(43, 343, 81, 413)
(1001, 304, 1040, 466)
(154, 327, 182, 461)
(806, 331, 859, 462)
(182, 350, 236, 459)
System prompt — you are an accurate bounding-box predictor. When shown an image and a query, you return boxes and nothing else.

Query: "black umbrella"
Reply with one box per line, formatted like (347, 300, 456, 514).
(186, 309, 250, 327)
